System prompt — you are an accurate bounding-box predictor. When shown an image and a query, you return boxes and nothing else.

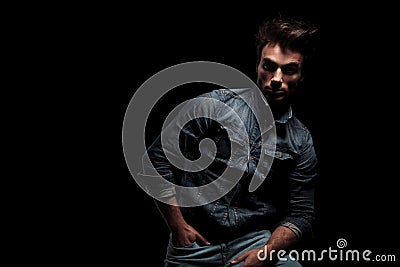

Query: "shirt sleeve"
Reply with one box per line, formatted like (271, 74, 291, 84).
(279, 131, 318, 239)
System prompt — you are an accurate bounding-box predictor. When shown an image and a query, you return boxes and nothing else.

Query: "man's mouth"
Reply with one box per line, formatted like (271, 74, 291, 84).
(264, 88, 284, 94)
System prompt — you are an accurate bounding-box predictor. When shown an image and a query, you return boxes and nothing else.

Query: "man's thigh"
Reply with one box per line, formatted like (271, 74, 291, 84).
(164, 240, 223, 267)
(227, 230, 302, 267)
(164, 230, 302, 267)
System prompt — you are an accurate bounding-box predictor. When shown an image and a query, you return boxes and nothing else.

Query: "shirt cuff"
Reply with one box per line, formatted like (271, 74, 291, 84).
(135, 172, 176, 199)
(280, 221, 302, 239)
(158, 187, 176, 198)
(279, 216, 313, 239)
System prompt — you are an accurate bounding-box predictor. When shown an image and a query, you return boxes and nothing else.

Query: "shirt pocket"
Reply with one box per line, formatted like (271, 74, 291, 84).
(262, 144, 298, 180)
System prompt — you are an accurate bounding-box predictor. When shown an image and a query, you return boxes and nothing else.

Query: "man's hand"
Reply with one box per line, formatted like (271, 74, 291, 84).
(230, 247, 273, 266)
(154, 197, 210, 247)
(231, 226, 299, 266)
(171, 222, 211, 247)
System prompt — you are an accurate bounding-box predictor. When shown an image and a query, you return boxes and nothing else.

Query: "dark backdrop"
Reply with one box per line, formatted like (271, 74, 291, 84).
(69, 3, 400, 266)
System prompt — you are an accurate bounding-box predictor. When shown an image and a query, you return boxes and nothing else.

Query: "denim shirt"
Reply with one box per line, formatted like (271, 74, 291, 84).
(143, 88, 318, 242)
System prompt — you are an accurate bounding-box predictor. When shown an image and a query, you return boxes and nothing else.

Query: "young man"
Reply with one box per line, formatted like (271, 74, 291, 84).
(144, 16, 319, 266)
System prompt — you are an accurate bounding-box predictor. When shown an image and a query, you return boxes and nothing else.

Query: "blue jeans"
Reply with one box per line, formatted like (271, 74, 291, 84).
(164, 229, 301, 267)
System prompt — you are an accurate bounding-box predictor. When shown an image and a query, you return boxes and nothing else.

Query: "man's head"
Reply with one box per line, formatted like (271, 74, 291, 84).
(255, 16, 319, 108)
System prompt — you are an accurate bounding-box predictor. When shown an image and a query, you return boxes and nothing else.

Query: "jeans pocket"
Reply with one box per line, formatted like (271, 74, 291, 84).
(173, 241, 199, 249)
(167, 241, 202, 258)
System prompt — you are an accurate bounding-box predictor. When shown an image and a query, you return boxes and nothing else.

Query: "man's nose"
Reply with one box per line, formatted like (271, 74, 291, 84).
(271, 80, 282, 90)
(270, 69, 283, 90)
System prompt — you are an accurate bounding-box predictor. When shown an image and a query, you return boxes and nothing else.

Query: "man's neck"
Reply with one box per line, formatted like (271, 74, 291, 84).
(270, 102, 291, 120)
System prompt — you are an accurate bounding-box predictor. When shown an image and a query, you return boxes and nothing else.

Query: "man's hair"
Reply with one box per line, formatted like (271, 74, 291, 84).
(255, 15, 319, 68)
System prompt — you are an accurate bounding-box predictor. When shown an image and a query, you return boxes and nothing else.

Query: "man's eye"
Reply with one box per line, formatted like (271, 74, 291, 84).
(281, 66, 299, 75)
(263, 62, 277, 72)
(282, 66, 299, 75)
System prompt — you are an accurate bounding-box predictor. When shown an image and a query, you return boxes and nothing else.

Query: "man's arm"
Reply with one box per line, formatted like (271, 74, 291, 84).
(231, 133, 318, 266)
(230, 226, 298, 266)
(154, 197, 210, 247)
(265, 225, 298, 251)
(278, 132, 318, 239)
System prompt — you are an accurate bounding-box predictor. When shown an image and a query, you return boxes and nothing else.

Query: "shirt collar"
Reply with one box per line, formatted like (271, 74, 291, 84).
(275, 105, 293, 124)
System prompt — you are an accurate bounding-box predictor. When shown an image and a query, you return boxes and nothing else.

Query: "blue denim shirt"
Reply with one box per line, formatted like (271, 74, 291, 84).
(144, 88, 318, 242)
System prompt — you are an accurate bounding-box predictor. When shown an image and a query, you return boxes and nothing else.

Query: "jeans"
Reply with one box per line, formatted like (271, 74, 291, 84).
(164, 229, 301, 267)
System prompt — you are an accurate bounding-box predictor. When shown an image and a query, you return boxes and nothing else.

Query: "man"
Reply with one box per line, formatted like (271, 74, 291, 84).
(143, 16, 319, 266)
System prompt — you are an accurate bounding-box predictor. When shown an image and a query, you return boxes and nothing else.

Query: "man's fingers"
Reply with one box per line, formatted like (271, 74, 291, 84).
(195, 233, 211, 245)
(230, 252, 247, 264)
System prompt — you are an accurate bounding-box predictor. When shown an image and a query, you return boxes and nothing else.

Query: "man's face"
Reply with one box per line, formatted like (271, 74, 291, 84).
(256, 43, 303, 105)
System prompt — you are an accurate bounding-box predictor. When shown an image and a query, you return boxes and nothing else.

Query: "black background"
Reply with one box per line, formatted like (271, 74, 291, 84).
(52, 2, 400, 266)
